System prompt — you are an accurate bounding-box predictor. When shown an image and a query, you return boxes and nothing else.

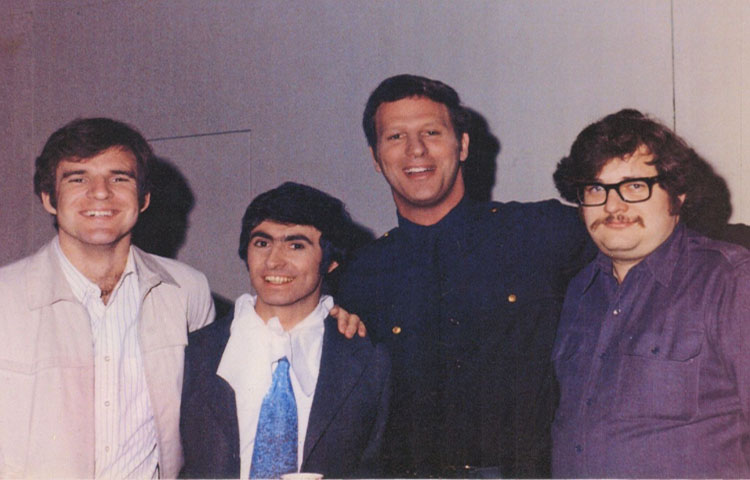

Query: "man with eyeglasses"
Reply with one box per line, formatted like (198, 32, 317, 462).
(550, 109, 750, 478)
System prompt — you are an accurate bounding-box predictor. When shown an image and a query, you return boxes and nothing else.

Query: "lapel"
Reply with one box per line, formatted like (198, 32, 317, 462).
(302, 316, 367, 464)
(207, 370, 240, 446)
(205, 322, 241, 452)
(191, 314, 241, 464)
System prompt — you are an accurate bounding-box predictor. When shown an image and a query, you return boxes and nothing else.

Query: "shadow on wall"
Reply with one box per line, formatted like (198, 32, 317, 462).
(463, 108, 501, 203)
(132, 157, 233, 319)
(324, 221, 375, 298)
(132, 157, 377, 317)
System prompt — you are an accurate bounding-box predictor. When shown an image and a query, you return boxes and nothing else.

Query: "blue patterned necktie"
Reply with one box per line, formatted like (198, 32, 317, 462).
(250, 356, 298, 478)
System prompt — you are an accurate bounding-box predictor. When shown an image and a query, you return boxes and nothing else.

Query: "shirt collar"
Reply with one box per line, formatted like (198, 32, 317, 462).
(585, 223, 685, 291)
(218, 294, 331, 397)
(638, 222, 685, 287)
(53, 236, 137, 305)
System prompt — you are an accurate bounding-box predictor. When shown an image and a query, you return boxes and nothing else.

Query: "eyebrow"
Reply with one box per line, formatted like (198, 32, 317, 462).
(60, 170, 87, 179)
(249, 231, 314, 244)
(284, 234, 314, 244)
(60, 169, 136, 179)
(111, 169, 136, 178)
(591, 175, 646, 184)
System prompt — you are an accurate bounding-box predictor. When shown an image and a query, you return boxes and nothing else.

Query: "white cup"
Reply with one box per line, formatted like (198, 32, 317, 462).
(280, 473, 323, 480)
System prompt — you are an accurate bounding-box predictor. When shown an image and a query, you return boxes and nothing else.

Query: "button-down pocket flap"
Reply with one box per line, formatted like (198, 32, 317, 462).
(621, 329, 702, 362)
(616, 329, 702, 421)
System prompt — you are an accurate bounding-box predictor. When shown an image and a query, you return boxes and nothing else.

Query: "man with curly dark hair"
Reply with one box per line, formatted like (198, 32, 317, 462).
(551, 109, 750, 478)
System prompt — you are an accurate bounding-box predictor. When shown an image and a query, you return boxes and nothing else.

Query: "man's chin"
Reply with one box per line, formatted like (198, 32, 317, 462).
(596, 239, 640, 257)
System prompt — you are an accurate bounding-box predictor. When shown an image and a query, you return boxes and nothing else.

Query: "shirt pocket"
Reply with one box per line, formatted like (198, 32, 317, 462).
(615, 328, 702, 421)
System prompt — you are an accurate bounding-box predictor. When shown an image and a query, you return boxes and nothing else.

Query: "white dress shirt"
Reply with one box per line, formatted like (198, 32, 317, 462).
(218, 293, 331, 479)
(55, 238, 159, 479)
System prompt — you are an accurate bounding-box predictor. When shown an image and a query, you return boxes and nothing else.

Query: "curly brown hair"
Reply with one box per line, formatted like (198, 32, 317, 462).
(554, 109, 731, 234)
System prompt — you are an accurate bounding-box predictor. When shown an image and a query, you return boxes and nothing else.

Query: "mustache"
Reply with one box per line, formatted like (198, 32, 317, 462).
(590, 214, 645, 230)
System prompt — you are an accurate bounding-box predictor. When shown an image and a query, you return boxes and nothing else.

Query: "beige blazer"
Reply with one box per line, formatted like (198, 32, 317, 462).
(0, 240, 214, 478)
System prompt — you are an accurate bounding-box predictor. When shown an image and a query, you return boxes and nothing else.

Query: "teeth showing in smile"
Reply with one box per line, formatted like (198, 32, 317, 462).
(404, 167, 433, 174)
(265, 275, 293, 285)
(85, 210, 113, 217)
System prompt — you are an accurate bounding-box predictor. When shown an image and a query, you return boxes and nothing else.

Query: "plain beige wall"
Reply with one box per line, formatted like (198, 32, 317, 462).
(2, 0, 748, 300)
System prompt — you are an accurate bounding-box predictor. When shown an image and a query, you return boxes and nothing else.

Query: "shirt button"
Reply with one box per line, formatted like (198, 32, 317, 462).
(104, 356, 111, 362)
(491, 207, 498, 213)
(575, 444, 583, 453)
(455, 359, 463, 369)
(449, 317, 460, 326)
(104, 400, 110, 407)
(507, 294, 517, 303)
(613, 308, 621, 315)
(383, 232, 389, 238)
(392, 326, 402, 335)
(105, 446, 110, 453)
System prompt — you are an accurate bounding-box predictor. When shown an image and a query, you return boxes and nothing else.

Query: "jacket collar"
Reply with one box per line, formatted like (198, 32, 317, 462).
(26, 238, 178, 310)
(397, 194, 472, 239)
(395, 195, 478, 259)
(202, 314, 371, 471)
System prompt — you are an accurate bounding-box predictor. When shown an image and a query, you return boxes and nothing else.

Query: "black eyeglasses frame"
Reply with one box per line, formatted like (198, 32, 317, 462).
(575, 175, 663, 207)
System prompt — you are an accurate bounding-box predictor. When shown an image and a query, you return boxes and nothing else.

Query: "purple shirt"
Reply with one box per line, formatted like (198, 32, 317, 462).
(552, 224, 750, 478)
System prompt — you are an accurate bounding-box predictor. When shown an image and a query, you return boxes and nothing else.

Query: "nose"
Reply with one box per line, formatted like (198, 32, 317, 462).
(87, 177, 112, 200)
(265, 244, 287, 269)
(405, 134, 425, 158)
(603, 187, 627, 214)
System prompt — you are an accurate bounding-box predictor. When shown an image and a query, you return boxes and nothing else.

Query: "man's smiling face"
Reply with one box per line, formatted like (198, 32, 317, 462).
(582, 148, 681, 281)
(247, 220, 334, 326)
(371, 96, 469, 225)
(42, 146, 149, 255)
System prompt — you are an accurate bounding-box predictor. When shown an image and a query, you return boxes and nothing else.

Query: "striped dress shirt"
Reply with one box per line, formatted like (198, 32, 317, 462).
(54, 239, 159, 478)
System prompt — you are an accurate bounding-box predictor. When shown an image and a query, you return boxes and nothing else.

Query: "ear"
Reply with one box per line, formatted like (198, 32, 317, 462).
(140, 192, 151, 213)
(370, 147, 382, 173)
(41, 192, 57, 216)
(459, 132, 470, 163)
(327, 260, 340, 274)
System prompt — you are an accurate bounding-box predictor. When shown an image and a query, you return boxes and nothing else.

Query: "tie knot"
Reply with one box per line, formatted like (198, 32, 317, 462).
(276, 356, 290, 371)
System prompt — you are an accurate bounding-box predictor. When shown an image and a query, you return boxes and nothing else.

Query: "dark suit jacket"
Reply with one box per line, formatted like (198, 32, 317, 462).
(179, 309, 391, 478)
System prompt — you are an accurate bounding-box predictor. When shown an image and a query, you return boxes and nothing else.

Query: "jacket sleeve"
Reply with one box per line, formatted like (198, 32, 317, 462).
(185, 270, 215, 332)
(551, 202, 597, 278)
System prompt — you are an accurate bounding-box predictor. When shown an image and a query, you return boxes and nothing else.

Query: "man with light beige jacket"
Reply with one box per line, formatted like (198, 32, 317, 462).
(0, 118, 215, 478)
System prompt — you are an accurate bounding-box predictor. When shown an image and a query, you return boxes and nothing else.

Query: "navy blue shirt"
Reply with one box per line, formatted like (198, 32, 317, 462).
(552, 224, 750, 478)
(338, 197, 594, 477)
